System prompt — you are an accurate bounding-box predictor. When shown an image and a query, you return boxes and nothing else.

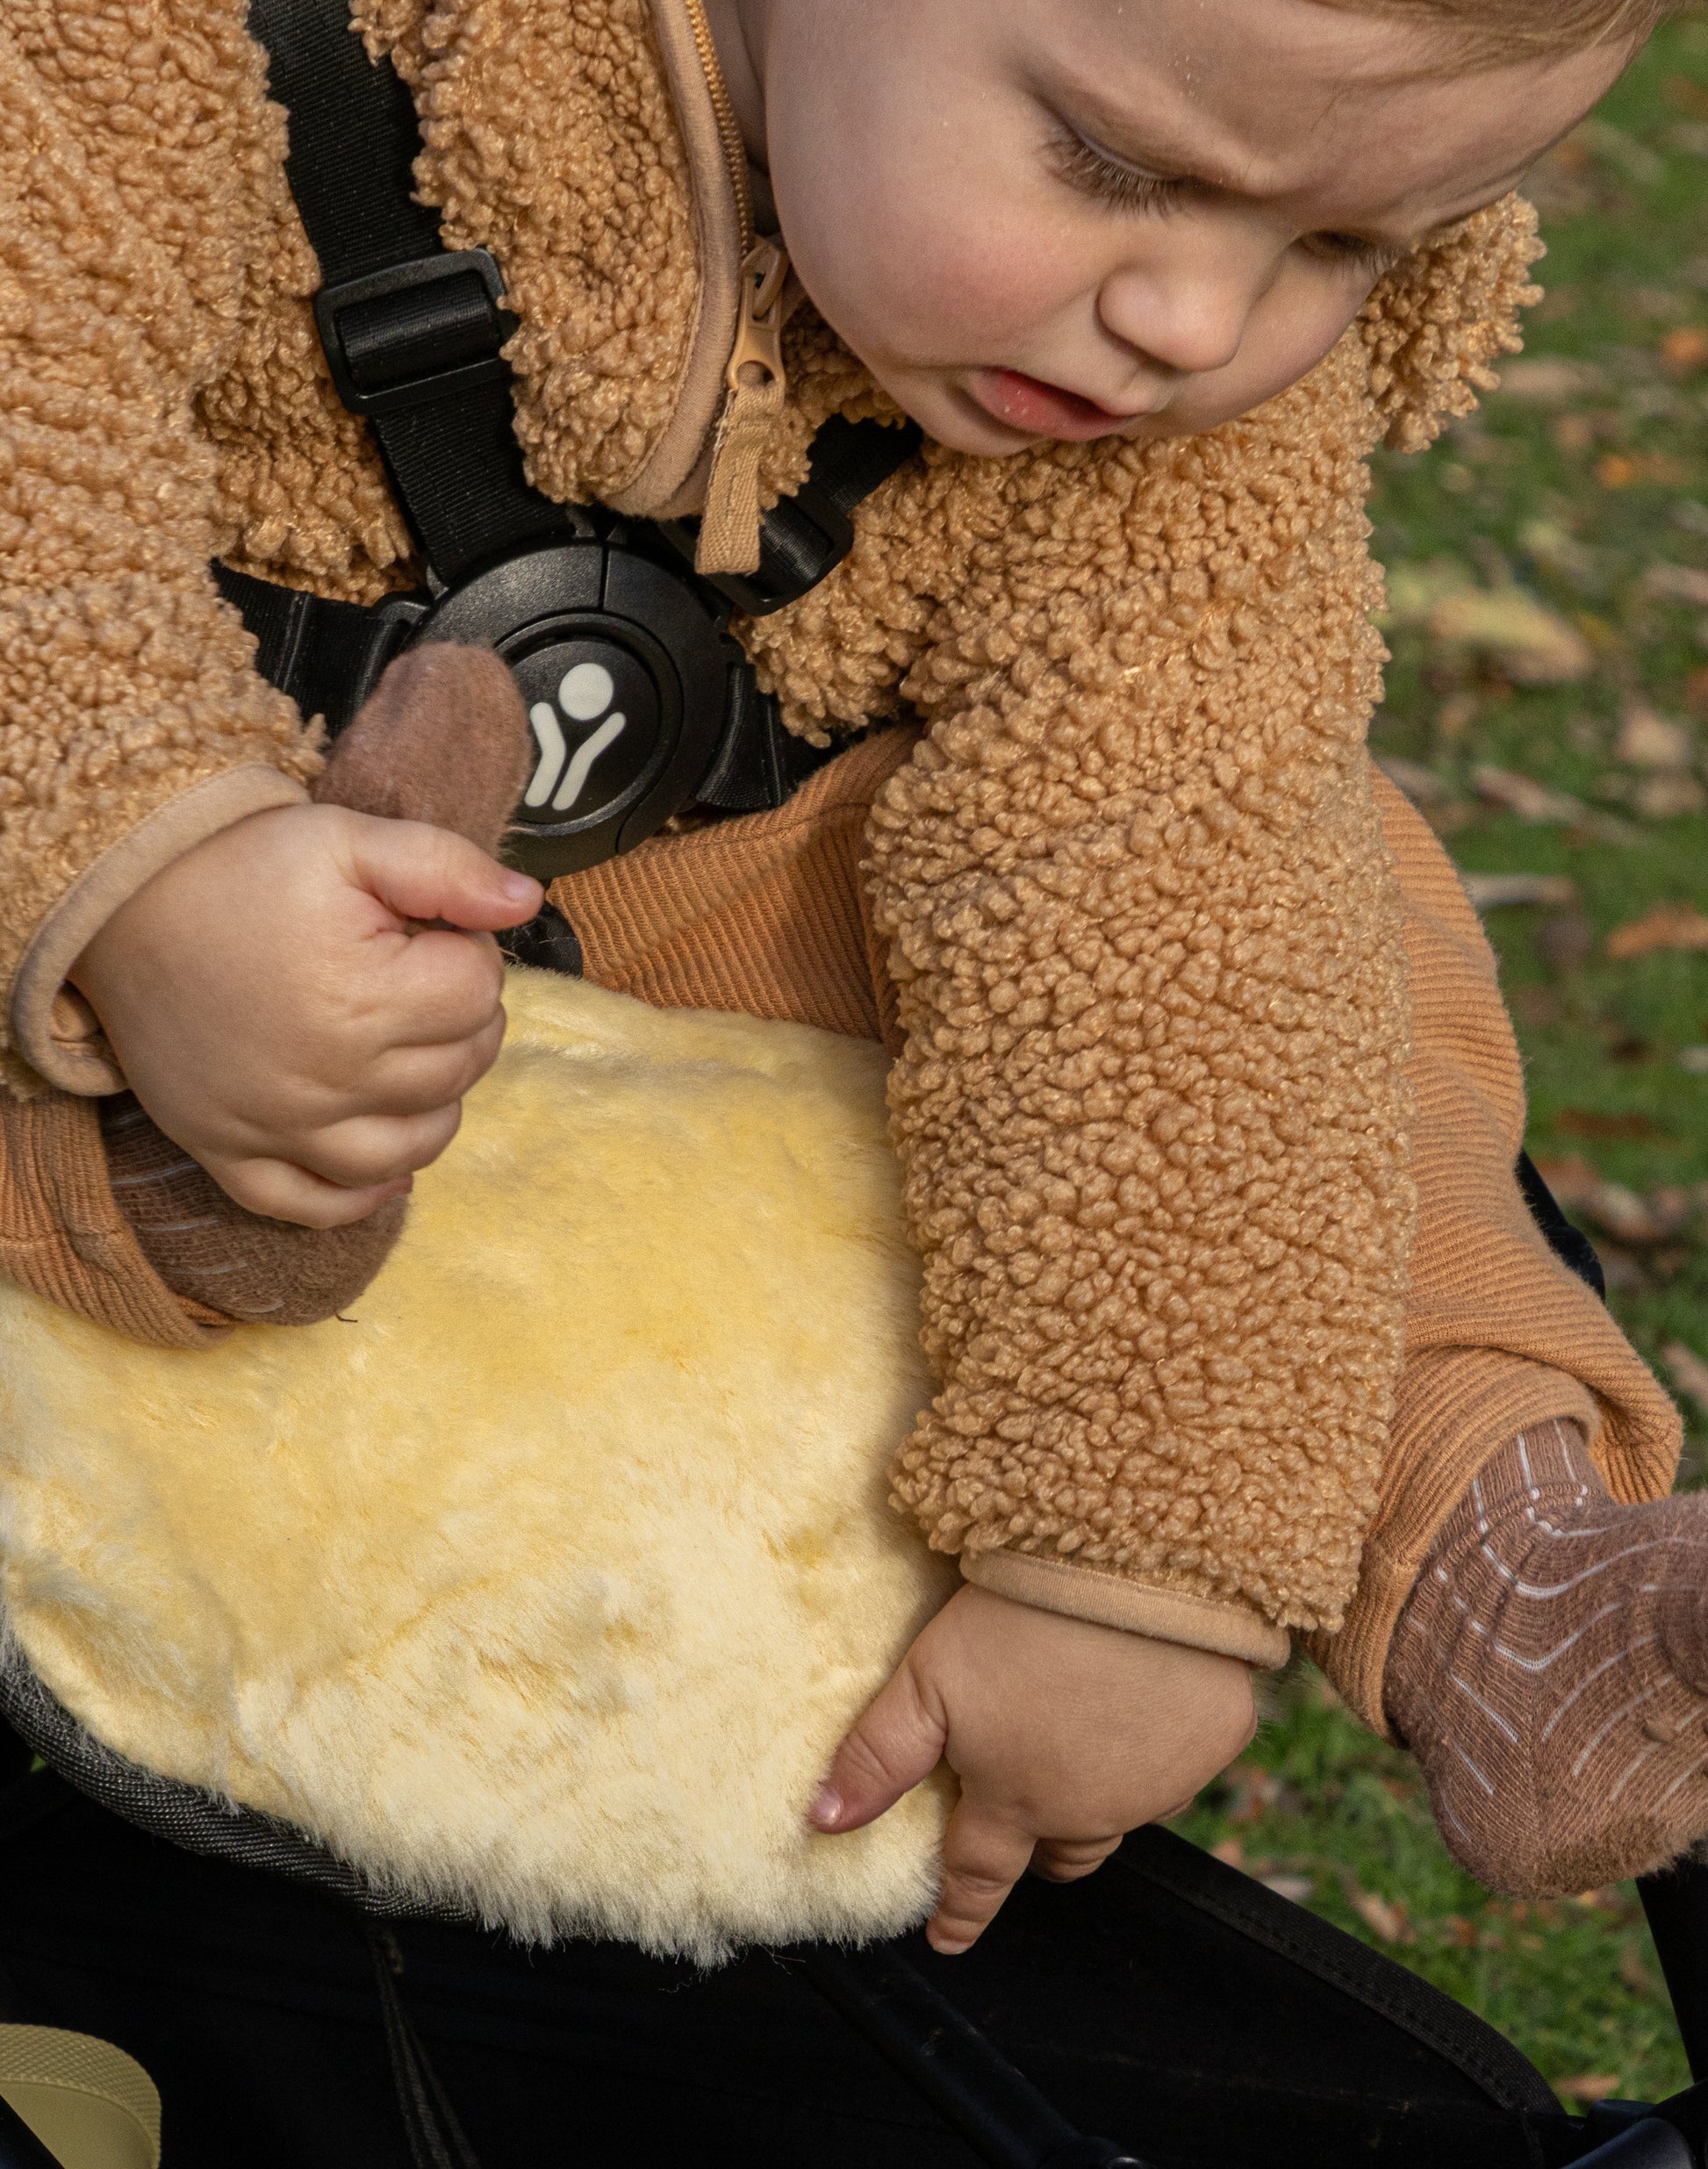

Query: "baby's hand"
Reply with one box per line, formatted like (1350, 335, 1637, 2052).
(810, 1584, 1257, 1954)
(71, 801, 542, 1227)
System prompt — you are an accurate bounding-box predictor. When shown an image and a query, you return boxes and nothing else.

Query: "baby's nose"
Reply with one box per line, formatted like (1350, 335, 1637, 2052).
(1095, 263, 1253, 381)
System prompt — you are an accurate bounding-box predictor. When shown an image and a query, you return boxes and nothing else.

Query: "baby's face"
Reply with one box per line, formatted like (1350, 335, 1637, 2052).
(754, 0, 1626, 453)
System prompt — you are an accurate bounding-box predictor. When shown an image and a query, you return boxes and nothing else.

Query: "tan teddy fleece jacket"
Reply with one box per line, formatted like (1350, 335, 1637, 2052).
(0, 0, 1681, 1690)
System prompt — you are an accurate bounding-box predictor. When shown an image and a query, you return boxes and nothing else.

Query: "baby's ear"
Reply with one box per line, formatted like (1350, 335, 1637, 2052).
(1358, 193, 1546, 454)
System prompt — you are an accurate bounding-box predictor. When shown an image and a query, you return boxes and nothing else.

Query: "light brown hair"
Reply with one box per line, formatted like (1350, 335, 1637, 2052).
(1322, 0, 1682, 59)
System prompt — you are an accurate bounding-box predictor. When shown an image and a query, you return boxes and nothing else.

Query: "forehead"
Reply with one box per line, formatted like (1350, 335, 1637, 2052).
(1015, 0, 1623, 229)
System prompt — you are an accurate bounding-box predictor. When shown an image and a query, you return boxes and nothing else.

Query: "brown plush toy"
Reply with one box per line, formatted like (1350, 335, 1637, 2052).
(97, 645, 534, 1326)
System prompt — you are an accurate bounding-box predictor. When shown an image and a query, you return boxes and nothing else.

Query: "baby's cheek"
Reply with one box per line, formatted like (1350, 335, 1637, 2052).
(811, 196, 1087, 370)
(1159, 271, 1374, 437)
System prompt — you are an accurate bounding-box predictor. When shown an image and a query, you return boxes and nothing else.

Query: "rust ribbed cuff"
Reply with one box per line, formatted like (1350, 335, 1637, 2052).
(1309, 1347, 1641, 1739)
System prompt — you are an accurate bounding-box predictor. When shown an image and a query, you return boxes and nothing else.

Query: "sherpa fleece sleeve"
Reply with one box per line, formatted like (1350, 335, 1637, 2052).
(1303, 778, 1682, 1733)
(859, 354, 1422, 1674)
(0, 5, 319, 1099)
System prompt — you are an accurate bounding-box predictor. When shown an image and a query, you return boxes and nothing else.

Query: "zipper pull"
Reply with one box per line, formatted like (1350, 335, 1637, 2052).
(696, 240, 790, 581)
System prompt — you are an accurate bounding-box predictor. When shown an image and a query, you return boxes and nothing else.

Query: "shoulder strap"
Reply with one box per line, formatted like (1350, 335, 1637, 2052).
(245, 0, 918, 602)
(247, 0, 566, 585)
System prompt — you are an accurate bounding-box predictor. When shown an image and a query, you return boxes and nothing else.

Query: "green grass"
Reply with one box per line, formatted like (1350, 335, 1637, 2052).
(1171, 17, 1708, 2108)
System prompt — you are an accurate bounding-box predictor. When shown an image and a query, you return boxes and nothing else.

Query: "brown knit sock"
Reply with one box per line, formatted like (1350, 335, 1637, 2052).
(1387, 1416, 1708, 1895)
(104, 643, 531, 1326)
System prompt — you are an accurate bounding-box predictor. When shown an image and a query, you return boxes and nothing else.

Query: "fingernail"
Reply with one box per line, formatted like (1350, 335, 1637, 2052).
(500, 872, 539, 902)
(809, 1784, 842, 1830)
(927, 1931, 972, 1957)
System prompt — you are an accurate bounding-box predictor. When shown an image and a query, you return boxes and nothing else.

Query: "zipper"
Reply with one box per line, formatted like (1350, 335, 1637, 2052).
(682, 0, 753, 256)
(680, 0, 790, 578)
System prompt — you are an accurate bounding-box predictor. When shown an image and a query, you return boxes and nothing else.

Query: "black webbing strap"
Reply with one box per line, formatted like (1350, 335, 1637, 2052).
(247, 0, 566, 583)
(212, 561, 412, 735)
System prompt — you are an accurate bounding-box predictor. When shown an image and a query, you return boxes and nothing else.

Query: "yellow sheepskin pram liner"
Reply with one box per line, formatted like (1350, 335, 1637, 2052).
(0, 968, 956, 1961)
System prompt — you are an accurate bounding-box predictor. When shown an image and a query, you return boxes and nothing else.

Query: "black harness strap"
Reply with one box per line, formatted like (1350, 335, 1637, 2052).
(234, 0, 922, 858)
(248, 0, 567, 585)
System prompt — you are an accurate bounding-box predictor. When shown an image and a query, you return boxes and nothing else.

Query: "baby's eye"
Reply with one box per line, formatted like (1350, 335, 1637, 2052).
(1047, 127, 1189, 219)
(1304, 231, 1407, 277)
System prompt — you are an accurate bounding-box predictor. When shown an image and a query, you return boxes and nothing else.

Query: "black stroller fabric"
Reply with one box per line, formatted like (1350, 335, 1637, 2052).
(0, 1765, 1599, 2169)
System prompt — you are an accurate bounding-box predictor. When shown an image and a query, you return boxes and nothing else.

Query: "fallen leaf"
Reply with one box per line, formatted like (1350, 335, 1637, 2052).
(1441, 1915, 1479, 1949)
(1632, 773, 1707, 819)
(1497, 357, 1611, 404)
(1374, 753, 1452, 805)
(1472, 765, 1587, 823)
(1350, 1887, 1410, 1943)
(1428, 589, 1594, 685)
(1461, 873, 1580, 910)
(1620, 1945, 1660, 1997)
(1606, 906, 1708, 958)
(1578, 1182, 1673, 1245)
(1615, 701, 1697, 769)
(1642, 564, 1708, 608)
(1259, 1874, 1314, 1905)
(1661, 326, 1708, 377)
(1599, 451, 1686, 490)
(1556, 1110, 1664, 1141)
(1534, 912, 1596, 974)
(1557, 2076, 1622, 2106)
(1680, 1047, 1708, 1074)
(1554, 413, 1597, 453)
(1665, 1343, 1708, 1415)
(1210, 1837, 1245, 1869)
(1532, 1153, 1601, 1207)
(1436, 693, 1480, 743)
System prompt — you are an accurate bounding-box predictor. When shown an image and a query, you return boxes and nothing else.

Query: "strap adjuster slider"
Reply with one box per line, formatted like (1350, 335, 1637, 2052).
(313, 248, 512, 418)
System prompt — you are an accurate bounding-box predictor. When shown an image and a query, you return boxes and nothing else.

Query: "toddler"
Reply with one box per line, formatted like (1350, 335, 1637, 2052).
(0, 0, 1690, 1957)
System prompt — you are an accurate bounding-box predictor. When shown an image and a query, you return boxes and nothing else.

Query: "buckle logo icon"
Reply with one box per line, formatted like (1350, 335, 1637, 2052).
(526, 661, 628, 814)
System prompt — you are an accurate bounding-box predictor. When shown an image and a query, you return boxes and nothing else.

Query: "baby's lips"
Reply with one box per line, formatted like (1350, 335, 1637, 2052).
(968, 368, 1145, 442)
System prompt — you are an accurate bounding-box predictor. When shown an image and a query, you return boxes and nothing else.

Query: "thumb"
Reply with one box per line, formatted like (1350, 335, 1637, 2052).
(343, 814, 542, 933)
(811, 1655, 947, 1836)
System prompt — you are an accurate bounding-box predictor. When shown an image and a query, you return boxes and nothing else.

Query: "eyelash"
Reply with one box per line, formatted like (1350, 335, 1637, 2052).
(1046, 127, 1404, 279)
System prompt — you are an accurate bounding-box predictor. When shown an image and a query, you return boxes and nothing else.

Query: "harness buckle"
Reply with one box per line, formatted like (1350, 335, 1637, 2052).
(312, 248, 513, 418)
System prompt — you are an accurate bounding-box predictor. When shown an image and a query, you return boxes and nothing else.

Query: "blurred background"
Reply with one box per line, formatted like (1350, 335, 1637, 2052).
(1171, 11, 1708, 2107)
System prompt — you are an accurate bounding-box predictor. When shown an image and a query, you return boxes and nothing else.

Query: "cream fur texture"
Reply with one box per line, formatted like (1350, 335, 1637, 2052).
(0, 969, 954, 1958)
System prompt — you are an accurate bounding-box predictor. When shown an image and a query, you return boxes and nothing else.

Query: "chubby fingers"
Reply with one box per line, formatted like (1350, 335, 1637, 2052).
(206, 1103, 465, 1227)
(1030, 1833, 1123, 1884)
(928, 1797, 1040, 1956)
(931, 1816, 1121, 1956)
(343, 815, 541, 936)
(810, 1655, 946, 1839)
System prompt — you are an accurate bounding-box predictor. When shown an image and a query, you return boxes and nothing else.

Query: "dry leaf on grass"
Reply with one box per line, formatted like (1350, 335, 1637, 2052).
(1665, 1343, 1708, 1414)
(1497, 357, 1611, 403)
(1374, 753, 1453, 805)
(1349, 1887, 1410, 1943)
(1428, 588, 1594, 685)
(1615, 701, 1697, 769)
(1260, 1874, 1315, 1905)
(1631, 773, 1707, 818)
(1642, 564, 1708, 608)
(1460, 873, 1579, 910)
(1606, 906, 1708, 957)
(1556, 1110, 1664, 1141)
(1619, 1945, 1660, 1997)
(1472, 765, 1587, 823)
(1557, 2075, 1622, 2105)
(1210, 1838, 1245, 1869)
